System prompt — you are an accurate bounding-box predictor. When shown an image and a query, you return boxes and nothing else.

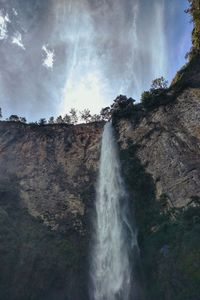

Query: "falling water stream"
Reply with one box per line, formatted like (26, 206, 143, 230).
(90, 122, 139, 300)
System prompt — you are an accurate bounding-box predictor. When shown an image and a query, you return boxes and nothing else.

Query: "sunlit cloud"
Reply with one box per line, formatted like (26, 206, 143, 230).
(61, 71, 108, 115)
(12, 31, 25, 50)
(0, 10, 10, 40)
(42, 45, 55, 69)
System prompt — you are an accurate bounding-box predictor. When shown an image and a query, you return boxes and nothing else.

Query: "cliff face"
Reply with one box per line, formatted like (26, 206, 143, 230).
(0, 122, 104, 233)
(116, 88, 200, 207)
(0, 121, 104, 300)
(0, 86, 200, 300)
(1, 88, 200, 225)
(114, 87, 200, 300)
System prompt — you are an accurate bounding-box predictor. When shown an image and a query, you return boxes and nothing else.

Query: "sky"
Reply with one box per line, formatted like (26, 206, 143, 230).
(0, 0, 192, 121)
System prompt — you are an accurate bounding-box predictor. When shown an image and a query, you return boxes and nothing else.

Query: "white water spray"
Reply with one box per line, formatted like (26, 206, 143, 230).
(90, 123, 138, 300)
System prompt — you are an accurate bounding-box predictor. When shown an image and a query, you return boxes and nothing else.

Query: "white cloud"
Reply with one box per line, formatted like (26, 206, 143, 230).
(60, 70, 109, 117)
(12, 31, 25, 50)
(42, 45, 55, 69)
(12, 8, 18, 16)
(0, 11, 10, 40)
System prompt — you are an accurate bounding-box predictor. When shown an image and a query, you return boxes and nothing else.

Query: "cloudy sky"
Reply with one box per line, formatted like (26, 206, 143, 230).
(0, 0, 192, 121)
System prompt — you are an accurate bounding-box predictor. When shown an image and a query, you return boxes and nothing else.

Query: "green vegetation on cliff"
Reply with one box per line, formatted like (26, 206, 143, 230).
(186, 0, 200, 60)
(172, 0, 200, 88)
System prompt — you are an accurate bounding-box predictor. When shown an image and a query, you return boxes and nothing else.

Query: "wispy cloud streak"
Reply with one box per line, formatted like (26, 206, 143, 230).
(12, 31, 25, 49)
(0, 10, 10, 40)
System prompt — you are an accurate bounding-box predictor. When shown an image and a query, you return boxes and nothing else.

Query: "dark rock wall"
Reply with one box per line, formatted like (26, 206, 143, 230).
(115, 87, 200, 300)
(0, 121, 104, 300)
(116, 88, 200, 207)
(0, 122, 104, 233)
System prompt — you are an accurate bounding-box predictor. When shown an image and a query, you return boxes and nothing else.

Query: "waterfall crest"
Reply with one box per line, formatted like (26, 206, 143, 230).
(90, 122, 138, 300)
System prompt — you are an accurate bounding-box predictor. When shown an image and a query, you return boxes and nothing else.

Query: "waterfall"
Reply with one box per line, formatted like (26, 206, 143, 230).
(90, 122, 139, 300)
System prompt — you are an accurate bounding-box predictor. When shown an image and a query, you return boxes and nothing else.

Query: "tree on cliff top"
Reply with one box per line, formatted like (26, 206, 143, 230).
(150, 77, 168, 91)
(8, 115, 20, 122)
(80, 109, 92, 123)
(141, 77, 168, 109)
(56, 116, 64, 124)
(48, 116, 54, 124)
(20, 117, 27, 123)
(69, 109, 78, 124)
(39, 118, 47, 125)
(63, 114, 71, 124)
(100, 107, 111, 121)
